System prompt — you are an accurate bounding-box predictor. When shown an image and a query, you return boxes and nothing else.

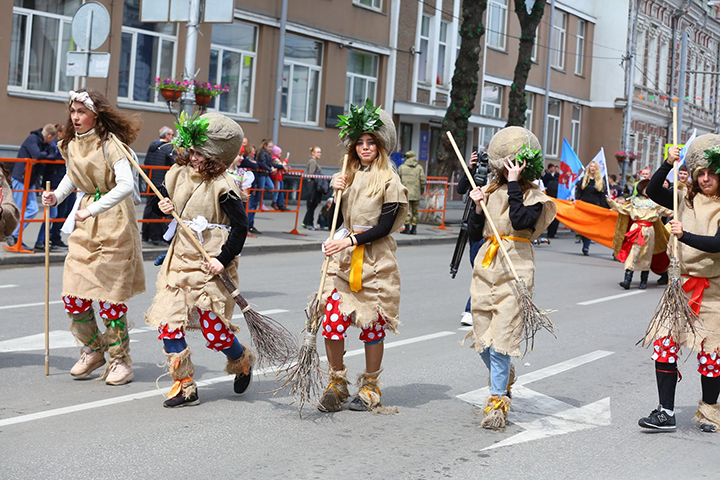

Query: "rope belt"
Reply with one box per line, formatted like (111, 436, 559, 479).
(481, 235, 531, 269)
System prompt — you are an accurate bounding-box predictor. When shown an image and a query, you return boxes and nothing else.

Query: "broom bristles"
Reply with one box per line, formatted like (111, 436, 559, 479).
(513, 279, 556, 356)
(275, 332, 323, 415)
(639, 275, 698, 348)
(244, 310, 299, 369)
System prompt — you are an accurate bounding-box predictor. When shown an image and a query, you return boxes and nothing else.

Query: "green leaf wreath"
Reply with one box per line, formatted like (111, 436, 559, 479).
(703, 146, 720, 175)
(172, 111, 210, 150)
(336, 98, 384, 142)
(514, 143, 544, 181)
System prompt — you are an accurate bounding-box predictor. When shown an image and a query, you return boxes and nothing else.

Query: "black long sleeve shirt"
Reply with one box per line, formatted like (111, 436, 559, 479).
(336, 202, 400, 246)
(467, 182, 543, 242)
(151, 184, 248, 267)
(648, 161, 720, 253)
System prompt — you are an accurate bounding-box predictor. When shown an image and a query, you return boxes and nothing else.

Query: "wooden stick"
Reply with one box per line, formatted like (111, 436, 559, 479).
(446, 131, 521, 281)
(44, 181, 50, 376)
(672, 106, 679, 257)
(311, 154, 349, 331)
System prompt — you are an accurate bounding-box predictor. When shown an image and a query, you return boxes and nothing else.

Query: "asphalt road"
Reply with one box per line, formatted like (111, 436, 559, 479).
(0, 237, 718, 479)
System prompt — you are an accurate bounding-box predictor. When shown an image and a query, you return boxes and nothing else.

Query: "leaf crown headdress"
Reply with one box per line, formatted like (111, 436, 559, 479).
(336, 98, 385, 143)
(513, 143, 544, 182)
(172, 111, 210, 150)
(703, 146, 720, 176)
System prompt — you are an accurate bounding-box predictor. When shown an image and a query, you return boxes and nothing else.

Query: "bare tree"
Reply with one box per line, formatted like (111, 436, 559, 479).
(506, 0, 545, 127)
(431, 0, 488, 177)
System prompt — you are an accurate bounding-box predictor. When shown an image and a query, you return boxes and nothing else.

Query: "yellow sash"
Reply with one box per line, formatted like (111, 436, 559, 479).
(481, 235, 531, 269)
(349, 228, 369, 292)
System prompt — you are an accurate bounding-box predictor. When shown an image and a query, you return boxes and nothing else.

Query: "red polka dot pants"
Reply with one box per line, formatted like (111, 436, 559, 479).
(63, 296, 127, 320)
(158, 308, 235, 352)
(322, 289, 387, 343)
(653, 336, 720, 377)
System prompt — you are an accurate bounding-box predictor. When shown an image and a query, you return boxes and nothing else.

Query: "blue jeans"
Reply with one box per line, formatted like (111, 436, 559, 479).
(248, 176, 274, 227)
(272, 179, 285, 207)
(581, 236, 592, 252)
(480, 347, 512, 396)
(465, 238, 485, 313)
(11, 177, 38, 239)
(36, 192, 75, 245)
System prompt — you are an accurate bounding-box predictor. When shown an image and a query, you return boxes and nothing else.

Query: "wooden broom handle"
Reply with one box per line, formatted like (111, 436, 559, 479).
(672, 107, 679, 257)
(315, 154, 349, 304)
(44, 180, 51, 376)
(446, 131, 521, 281)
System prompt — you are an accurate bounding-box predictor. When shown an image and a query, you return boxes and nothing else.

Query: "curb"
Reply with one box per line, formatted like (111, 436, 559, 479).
(0, 234, 457, 268)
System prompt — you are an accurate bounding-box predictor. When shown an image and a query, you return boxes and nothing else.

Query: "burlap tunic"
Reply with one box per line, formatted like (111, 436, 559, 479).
(321, 170, 408, 331)
(667, 193, 720, 353)
(145, 165, 241, 332)
(61, 132, 145, 304)
(470, 184, 556, 357)
(608, 196, 672, 271)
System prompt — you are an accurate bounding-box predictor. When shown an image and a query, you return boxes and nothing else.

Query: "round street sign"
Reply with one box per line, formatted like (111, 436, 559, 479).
(71, 2, 111, 51)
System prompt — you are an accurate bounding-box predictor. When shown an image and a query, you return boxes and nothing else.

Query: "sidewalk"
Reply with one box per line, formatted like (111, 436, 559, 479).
(0, 200, 460, 267)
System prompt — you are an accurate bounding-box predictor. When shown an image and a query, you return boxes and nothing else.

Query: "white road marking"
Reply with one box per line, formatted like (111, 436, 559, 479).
(458, 326, 472, 332)
(0, 329, 456, 428)
(0, 284, 18, 289)
(0, 300, 63, 310)
(577, 290, 645, 306)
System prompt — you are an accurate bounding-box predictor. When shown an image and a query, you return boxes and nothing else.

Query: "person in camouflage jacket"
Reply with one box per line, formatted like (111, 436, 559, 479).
(397, 150, 426, 234)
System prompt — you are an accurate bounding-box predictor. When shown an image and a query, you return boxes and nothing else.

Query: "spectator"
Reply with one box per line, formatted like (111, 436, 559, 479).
(397, 150, 426, 235)
(247, 139, 275, 234)
(456, 150, 482, 326)
(270, 144, 289, 211)
(227, 150, 255, 199)
(35, 124, 72, 251)
(1, 165, 20, 241)
(8, 124, 57, 248)
(678, 164, 690, 185)
(575, 160, 609, 256)
(302, 145, 325, 230)
(141, 126, 176, 245)
(542, 163, 560, 238)
(317, 196, 333, 230)
(608, 174, 623, 199)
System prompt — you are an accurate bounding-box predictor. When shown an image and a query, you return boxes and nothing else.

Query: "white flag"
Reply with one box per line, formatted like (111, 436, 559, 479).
(591, 148, 610, 192)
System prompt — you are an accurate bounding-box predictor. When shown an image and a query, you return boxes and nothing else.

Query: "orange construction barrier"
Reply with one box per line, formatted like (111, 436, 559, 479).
(245, 168, 306, 236)
(420, 176, 452, 231)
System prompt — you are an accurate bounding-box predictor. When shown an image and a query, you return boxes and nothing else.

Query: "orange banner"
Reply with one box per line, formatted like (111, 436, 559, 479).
(551, 199, 618, 249)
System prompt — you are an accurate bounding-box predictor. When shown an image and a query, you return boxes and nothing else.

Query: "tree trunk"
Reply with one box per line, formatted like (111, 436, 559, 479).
(506, 0, 546, 127)
(431, 0, 488, 177)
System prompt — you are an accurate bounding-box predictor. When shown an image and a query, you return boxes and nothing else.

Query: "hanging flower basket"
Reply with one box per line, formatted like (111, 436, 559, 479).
(160, 88, 183, 102)
(195, 93, 213, 106)
(614, 150, 628, 163)
(193, 81, 230, 106)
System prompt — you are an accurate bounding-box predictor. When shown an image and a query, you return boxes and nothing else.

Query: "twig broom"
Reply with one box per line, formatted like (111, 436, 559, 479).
(446, 131, 554, 354)
(125, 147, 297, 368)
(639, 107, 697, 347)
(276, 154, 349, 413)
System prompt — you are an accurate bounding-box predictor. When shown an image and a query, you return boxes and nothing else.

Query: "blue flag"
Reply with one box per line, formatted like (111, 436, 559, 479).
(557, 138, 584, 200)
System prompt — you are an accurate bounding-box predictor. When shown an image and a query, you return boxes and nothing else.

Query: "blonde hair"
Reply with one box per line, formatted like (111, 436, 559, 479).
(345, 134, 396, 197)
(309, 145, 321, 155)
(581, 161, 604, 191)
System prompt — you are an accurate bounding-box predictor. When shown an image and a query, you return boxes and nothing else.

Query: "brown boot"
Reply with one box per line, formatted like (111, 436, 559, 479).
(480, 395, 511, 430)
(163, 348, 200, 408)
(69, 308, 106, 378)
(318, 367, 349, 412)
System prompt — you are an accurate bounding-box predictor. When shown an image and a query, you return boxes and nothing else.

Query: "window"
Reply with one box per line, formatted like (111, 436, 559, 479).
(436, 21, 449, 85)
(418, 15, 431, 83)
(209, 21, 257, 116)
(481, 83, 502, 118)
(658, 41, 669, 93)
(525, 93, 534, 130)
(551, 11, 567, 70)
(531, 26, 539, 62)
(575, 20, 585, 75)
(282, 34, 323, 124)
(355, 0, 382, 10)
(487, 0, 508, 50)
(345, 50, 379, 112)
(119, 0, 177, 104)
(480, 127, 498, 148)
(571, 105, 581, 152)
(9, 0, 82, 95)
(547, 100, 562, 157)
(635, 28, 646, 87)
(646, 34, 657, 88)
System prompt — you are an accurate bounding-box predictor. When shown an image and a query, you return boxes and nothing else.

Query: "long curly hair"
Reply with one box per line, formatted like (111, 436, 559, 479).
(345, 133, 397, 198)
(61, 88, 141, 149)
(580, 161, 604, 191)
(174, 150, 227, 182)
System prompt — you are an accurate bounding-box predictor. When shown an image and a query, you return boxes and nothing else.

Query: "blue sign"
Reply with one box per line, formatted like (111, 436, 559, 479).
(419, 130, 430, 161)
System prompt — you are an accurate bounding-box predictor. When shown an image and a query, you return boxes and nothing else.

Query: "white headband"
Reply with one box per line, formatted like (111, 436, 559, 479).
(69, 90, 97, 114)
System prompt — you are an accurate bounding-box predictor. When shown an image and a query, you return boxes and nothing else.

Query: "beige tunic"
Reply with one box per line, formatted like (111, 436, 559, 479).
(470, 184, 557, 357)
(0, 172, 19, 237)
(608, 197, 672, 271)
(321, 170, 408, 331)
(675, 194, 720, 353)
(145, 165, 241, 332)
(61, 132, 145, 304)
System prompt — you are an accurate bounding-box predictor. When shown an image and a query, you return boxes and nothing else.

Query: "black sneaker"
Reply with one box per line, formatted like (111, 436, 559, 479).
(248, 227, 262, 234)
(348, 395, 369, 411)
(233, 367, 253, 394)
(163, 391, 200, 408)
(51, 240, 68, 249)
(5, 236, 17, 246)
(700, 423, 717, 433)
(638, 407, 676, 430)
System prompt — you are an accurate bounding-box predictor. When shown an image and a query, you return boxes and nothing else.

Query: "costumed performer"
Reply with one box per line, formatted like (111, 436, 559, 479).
(145, 113, 252, 408)
(1, 166, 20, 239)
(639, 138, 720, 433)
(41, 89, 145, 385)
(466, 126, 557, 430)
(317, 99, 408, 413)
(607, 179, 671, 290)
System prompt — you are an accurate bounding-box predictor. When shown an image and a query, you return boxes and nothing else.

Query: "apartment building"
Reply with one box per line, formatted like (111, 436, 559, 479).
(1, 0, 393, 166)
